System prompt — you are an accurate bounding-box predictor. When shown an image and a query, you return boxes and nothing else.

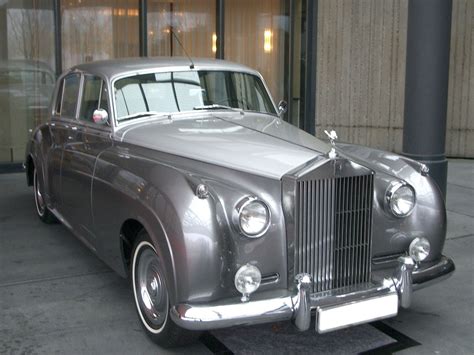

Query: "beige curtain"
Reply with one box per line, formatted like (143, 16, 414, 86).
(61, 0, 139, 70)
(225, 0, 286, 101)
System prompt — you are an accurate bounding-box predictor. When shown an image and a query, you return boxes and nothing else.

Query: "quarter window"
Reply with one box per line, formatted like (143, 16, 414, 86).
(60, 74, 81, 118)
(99, 82, 109, 114)
(54, 80, 64, 115)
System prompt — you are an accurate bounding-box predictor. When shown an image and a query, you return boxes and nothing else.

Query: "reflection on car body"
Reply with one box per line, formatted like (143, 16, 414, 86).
(25, 58, 455, 348)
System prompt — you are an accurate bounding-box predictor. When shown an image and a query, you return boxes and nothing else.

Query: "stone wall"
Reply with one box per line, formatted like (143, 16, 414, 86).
(315, 0, 473, 158)
(446, 0, 474, 158)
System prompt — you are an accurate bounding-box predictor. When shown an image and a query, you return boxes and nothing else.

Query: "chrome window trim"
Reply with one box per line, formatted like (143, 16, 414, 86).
(55, 72, 81, 120)
(75, 73, 84, 119)
(52, 70, 113, 134)
(110, 68, 279, 129)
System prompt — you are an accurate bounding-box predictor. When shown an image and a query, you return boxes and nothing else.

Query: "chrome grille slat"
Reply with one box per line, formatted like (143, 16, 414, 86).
(295, 172, 373, 293)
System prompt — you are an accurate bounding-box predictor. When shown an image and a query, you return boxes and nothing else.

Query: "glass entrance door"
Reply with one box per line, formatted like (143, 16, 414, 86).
(0, 1, 55, 164)
(147, 0, 216, 58)
(288, 0, 307, 129)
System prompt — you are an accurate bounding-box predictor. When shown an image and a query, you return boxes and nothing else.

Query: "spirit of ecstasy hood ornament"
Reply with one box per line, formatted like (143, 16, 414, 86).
(324, 129, 338, 159)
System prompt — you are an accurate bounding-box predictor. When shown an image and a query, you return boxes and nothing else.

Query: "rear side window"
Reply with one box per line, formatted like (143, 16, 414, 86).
(54, 80, 63, 115)
(60, 74, 81, 118)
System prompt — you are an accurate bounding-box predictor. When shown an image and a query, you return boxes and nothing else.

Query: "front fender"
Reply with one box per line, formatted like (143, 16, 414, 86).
(338, 143, 446, 261)
(92, 143, 288, 305)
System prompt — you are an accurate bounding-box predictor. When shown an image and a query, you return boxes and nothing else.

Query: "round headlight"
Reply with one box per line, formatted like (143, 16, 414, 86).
(234, 264, 261, 302)
(409, 237, 430, 262)
(235, 197, 270, 238)
(386, 182, 416, 217)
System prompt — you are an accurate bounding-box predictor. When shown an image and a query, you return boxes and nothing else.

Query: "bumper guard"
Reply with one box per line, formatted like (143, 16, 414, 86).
(170, 255, 455, 332)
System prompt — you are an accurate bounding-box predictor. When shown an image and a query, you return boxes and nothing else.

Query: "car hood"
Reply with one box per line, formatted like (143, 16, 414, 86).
(115, 112, 331, 179)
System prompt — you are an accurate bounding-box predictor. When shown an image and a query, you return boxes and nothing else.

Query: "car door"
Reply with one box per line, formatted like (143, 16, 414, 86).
(60, 74, 112, 249)
(46, 73, 81, 211)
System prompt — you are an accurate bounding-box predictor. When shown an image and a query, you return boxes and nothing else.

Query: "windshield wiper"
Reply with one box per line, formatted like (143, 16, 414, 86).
(193, 104, 240, 112)
(118, 111, 162, 122)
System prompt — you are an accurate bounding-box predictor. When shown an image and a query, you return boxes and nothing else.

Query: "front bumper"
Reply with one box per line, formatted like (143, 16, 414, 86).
(170, 255, 455, 332)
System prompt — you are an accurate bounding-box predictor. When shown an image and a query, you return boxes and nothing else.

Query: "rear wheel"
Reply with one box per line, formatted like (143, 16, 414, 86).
(131, 230, 200, 347)
(33, 168, 56, 224)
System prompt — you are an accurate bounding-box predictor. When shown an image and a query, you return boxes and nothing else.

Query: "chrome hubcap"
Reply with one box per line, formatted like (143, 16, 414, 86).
(34, 170, 45, 216)
(135, 247, 168, 329)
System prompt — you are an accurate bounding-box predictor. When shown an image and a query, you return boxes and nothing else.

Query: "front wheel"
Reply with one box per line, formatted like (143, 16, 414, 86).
(131, 230, 200, 347)
(33, 168, 57, 224)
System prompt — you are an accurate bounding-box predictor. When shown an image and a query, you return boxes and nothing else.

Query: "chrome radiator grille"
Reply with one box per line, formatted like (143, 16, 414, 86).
(294, 174, 374, 293)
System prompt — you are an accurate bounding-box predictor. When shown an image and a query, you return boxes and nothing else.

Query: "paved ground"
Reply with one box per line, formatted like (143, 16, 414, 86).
(0, 159, 472, 354)
(385, 159, 474, 355)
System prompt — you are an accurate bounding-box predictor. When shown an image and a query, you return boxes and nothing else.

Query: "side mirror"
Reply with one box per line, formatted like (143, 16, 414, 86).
(92, 109, 109, 125)
(278, 100, 287, 116)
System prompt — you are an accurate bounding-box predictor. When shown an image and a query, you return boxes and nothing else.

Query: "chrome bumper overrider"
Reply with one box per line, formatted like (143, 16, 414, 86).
(170, 255, 455, 332)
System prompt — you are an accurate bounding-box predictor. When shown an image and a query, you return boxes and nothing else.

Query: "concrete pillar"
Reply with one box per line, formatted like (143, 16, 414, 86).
(402, 0, 453, 198)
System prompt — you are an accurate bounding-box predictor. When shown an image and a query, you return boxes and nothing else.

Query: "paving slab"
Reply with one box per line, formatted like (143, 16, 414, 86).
(386, 236, 474, 355)
(446, 184, 474, 218)
(446, 210, 474, 240)
(447, 159, 474, 190)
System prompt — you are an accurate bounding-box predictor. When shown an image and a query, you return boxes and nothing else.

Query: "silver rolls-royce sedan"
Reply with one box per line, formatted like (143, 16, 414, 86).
(25, 58, 455, 347)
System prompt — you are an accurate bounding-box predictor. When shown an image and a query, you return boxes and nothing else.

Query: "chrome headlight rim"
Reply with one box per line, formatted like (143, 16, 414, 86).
(233, 196, 271, 238)
(385, 181, 416, 218)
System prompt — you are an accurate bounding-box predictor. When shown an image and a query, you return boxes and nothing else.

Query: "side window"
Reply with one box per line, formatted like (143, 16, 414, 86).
(79, 75, 103, 123)
(60, 74, 81, 118)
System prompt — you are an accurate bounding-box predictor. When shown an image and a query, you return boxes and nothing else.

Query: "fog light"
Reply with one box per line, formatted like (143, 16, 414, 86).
(234, 264, 261, 302)
(409, 237, 430, 262)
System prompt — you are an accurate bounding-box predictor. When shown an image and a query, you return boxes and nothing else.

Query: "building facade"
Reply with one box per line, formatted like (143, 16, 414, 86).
(0, 0, 472, 166)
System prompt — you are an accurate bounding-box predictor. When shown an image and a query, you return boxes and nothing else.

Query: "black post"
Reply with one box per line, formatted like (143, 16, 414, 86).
(139, 0, 148, 57)
(284, 0, 293, 123)
(402, 0, 452, 198)
(303, 0, 317, 135)
(216, 0, 225, 59)
(0, 4, 8, 60)
(53, 0, 62, 76)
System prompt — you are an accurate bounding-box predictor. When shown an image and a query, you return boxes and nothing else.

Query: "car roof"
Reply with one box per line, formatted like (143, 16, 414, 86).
(69, 57, 260, 81)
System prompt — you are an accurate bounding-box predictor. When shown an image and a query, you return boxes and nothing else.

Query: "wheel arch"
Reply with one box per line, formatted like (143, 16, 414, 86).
(116, 213, 178, 304)
(120, 218, 143, 272)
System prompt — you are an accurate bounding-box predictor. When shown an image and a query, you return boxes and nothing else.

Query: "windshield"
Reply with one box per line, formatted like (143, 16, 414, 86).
(114, 70, 276, 122)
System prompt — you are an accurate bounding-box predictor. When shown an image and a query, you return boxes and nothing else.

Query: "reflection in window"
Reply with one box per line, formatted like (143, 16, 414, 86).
(114, 70, 276, 121)
(0, 1, 55, 163)
(61, 0, 139, 69)
(225, 0, 287, 101)
(147, 0, 216, 58)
